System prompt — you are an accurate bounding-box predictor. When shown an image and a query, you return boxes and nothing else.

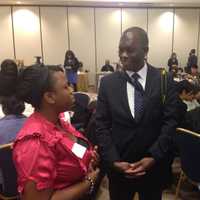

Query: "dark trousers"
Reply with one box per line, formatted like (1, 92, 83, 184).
(108, 173, 162, 200)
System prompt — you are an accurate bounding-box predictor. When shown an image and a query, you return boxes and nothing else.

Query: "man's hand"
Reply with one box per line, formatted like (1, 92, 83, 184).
(113, 161, 131, 173)
(124, 157, 155, 179)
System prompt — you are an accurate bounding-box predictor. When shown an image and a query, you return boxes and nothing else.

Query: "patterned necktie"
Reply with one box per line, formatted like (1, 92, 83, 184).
(131, 73, 144, 121)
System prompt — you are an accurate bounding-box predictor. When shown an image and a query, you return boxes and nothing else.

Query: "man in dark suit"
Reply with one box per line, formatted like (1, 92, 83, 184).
(101, 60, 114, 72)
(187, 49, 198, 71)
(96, 27, 179, 200)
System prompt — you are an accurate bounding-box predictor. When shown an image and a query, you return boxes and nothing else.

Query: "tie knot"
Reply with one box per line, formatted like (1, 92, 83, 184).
(131, 73, 140, 81)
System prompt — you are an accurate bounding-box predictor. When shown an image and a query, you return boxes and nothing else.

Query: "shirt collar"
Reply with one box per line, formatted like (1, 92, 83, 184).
(126, 62, 148, 80)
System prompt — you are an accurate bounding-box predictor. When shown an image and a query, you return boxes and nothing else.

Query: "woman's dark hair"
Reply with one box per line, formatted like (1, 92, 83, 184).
(0, 61, 64, 109)
(1, 96, 25, 115)
(176, 80, 195, 94)
(17, 65, 64, 109)
(0, 59, 18, 96)
(0, 59, 25, 115)
(65, 50, 75, 59)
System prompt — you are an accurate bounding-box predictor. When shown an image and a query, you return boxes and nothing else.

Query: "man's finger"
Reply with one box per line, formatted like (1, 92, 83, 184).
(125, 166, 145, 175)
(125, 171, 146, 179)
(130, 162, 141, 170)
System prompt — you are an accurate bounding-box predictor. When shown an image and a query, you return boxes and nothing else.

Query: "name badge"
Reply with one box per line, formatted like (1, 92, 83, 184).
(72, 142, 87, 159)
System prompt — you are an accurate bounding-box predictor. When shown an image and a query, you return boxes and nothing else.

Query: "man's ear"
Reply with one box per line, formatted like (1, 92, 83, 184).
(43, 91, 56, 104)
(144, 46, 149, 54)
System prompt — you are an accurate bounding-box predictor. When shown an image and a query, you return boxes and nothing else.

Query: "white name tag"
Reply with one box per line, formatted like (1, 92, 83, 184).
(72, 143, 87, 159)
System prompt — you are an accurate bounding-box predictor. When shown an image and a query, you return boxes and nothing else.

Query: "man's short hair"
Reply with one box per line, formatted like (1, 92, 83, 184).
(122, 27, 149, 48)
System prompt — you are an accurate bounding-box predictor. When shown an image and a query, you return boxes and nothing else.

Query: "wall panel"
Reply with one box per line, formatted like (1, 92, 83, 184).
(41, 7, 68, 65)
(174, 9, 199, 68)
(148, 9, 174, 68)
(68, 7, 95, 85)
(122, 8, 147, 32)
(0, 7, 14, 63)
(95, 8, 121, 72)
(13, 6, 41, 65)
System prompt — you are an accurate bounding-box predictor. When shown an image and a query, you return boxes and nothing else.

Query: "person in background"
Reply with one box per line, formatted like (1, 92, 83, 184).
(96, 27, 180, 200)
(0, 96, 26, 145)
(64, 50, 80, 92)
(101, 60, 114, 72)
(187, 49, 198, 72)
(178, 80, 199, 111)
(0, 59, 26, 145)
(0, 59, 26, 191)
(35, 56, 43, 65)
(190, 64, 200, 86)
(1, 64, 100, 200)
(168, 52, 178, 72)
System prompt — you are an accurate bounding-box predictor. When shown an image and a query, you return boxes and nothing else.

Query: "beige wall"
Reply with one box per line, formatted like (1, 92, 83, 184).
(122, 8, 147, 32)
(68, 7, 95, 84)
(40, 7, 69, 65)
(174, 9, 200, 67)
(95, 8, 121, 72)
(0, 7, 14, 62)
(1, 6, 200, 85)
(148, 9, 174, 68)
(13, 6, 42, 65)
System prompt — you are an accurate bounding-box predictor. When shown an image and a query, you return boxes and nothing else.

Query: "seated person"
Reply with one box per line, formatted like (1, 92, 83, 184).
(184, 107, 200, 134)
(190, 64, 200, 85)
(175, 80, 190, 124)
(0, 64, 100, 199)
(0, 96, 26, 145)
(101, 60, 114, 72)
(177, 80, 199, 111)
(0, 59, 26, 145)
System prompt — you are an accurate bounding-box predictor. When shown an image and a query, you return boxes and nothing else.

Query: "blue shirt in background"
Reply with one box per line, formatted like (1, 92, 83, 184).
(0, 114, 26, 145)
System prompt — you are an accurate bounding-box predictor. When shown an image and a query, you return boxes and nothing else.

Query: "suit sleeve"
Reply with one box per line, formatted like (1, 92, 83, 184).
(148, 74, 180, 161)
(96, 77, 121, 164)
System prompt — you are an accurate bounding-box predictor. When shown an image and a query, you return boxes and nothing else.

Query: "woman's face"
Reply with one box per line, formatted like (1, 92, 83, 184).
(50, 71, 75, 112)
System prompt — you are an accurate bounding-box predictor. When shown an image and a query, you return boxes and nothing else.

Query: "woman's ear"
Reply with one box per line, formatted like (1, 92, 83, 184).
(43, 91, 56, 104)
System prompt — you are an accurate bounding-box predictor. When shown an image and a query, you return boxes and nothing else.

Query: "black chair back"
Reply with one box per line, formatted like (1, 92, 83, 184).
(0, 143, 18, 197)
(176, 128, 200, 182)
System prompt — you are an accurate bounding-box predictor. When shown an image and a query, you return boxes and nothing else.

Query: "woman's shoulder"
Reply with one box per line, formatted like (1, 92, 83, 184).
(15, 112, 58, 145)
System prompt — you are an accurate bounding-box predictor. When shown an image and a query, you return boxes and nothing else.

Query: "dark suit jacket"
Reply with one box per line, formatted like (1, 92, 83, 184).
(187, 54, 198, 68)
(96, 64, 180, 186)
(101, 64, 114, 72)
(168, 58, 178, 71)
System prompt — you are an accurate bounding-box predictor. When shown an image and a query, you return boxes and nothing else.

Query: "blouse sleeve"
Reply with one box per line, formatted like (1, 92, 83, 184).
(13, 135, 57, 192)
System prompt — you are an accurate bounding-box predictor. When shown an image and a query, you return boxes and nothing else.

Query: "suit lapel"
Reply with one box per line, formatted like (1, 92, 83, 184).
(144, 64, 155, 98)
(142, 64, 158, 118)
(117, 71, 136, 121)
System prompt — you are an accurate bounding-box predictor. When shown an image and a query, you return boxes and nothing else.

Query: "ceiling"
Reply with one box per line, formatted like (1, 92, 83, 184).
(0, 0, 200, 7)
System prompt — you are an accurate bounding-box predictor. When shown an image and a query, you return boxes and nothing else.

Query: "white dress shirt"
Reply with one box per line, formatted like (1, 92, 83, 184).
(126, 63, 147, 118)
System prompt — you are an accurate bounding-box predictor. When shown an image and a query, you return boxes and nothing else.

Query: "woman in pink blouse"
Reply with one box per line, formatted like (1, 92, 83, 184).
(0, 64, 99, 200)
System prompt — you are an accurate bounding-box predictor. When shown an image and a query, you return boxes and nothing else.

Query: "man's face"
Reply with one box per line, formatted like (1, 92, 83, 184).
(182, 90, 194, 101)
(191, 67, 198, 75)
(119, 31, 148, 72)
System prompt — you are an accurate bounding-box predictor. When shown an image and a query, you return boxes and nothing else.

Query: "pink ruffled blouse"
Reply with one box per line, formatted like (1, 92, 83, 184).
(13, 112, 93, 193)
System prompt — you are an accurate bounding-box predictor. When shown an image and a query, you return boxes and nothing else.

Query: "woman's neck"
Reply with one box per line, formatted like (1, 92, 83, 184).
(38, 108, 59, 125)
